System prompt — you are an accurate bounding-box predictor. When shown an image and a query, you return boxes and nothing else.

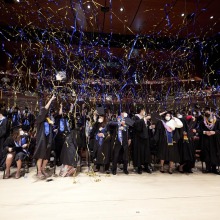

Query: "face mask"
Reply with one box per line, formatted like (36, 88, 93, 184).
(20, 130, 24, 136)
(177, 114, 182, 119)
(209, 118, 214, 123)
(98, 118, 104, 123)
(193, 112, 197, 115)
(165, 116, 171, 121)
(123, 113, 128, 118)
(205, 113, 210, 118)
(142, 111, 146, 116)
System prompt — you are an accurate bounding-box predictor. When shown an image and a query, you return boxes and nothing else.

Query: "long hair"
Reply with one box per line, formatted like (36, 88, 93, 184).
(98, 116, 108, 129)
(12, 128, 21, 142)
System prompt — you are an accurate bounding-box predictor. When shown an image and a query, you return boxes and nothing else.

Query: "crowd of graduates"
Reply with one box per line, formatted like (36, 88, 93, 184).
(0, 94, 220, 179)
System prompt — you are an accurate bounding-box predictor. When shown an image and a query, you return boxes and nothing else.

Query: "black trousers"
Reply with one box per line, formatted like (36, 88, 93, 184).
(112, 143, 128, 171)
(205, 162, 217, 172)
(55, 133, 66, 162)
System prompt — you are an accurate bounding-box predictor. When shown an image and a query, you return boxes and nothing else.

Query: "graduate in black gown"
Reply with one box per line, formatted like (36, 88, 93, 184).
(59, 117, 82, 177)
(33, 94, 56, 179)
(133, 106, 152, 174)
(154, 112, 183, 174)
(88, 109, 99, 152)
(0, 109, 8, 165)
(21, 107, 35, 132)
(199, 108, 220, 174)
(177, 113, 195, 173)
(3, 127, 29, 179)
(54, 103, 72, 166)
(109, 110, 131, 175)
(11, 106, 21, 127)
(146, 114, 157, 161)
(91, 115, 111, 174)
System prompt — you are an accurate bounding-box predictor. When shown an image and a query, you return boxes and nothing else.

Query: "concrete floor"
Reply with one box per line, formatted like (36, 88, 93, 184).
(0, 163, 220, 220)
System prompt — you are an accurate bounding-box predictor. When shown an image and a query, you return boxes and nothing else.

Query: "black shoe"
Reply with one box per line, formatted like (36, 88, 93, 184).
(168, 168, 173, 174)
(145, 166, 153, 174)
(187, 169, 193, 173)
(123, 170, 129, 175)
(56, 161, 62, 166)
(106, 170, 110, 174)
(212, 170, 220, 175)
(112, 170, 117, 175)
(137, 168, 142, 174)
(160, 167, 165, 173)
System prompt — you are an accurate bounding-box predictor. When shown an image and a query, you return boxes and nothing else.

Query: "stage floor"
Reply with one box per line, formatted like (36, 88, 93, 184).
(0, 163, 220, 220)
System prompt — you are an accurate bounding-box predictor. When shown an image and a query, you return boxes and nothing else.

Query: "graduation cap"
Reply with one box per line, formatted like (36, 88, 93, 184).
(96, 105, 105, 116)
(124, 117, 135, 127)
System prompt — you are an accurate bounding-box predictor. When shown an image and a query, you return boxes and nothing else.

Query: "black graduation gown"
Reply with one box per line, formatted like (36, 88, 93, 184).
(147, 120, 157, 154)
(92, 123, 111, 165)
(109, 122, 130, 167)
(1, 136, 28, 165)
(0, 117, 8, 162)
(199, 120, 220, 166)
(60, 129, 82, 167)
(89, 122, 99, 151)
(33, 108, 53, 160)
(21, 113, 35, 132)
(178, 118, 195, 164)
(154, 120, 180, 163)
(54, 115, 71, 160)
(133, 116, 151, 167)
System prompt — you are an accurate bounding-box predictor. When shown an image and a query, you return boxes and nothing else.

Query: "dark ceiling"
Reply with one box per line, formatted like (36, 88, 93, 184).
(0, 0, 219, 36)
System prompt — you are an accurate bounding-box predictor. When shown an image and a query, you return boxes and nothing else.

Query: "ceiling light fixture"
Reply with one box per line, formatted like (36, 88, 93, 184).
(120, 7, 124, 12)
(87, 4, 91, 9)
(210, 16, 214, 19)
(181, 13, 185, 17)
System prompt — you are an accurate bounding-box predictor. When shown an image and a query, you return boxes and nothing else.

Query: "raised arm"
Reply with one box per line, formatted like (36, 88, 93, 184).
(45, 94, 56, 110)
(173, 117, 183, 128)
(59, 103, 63, 115)
(69, 103, 74, 114)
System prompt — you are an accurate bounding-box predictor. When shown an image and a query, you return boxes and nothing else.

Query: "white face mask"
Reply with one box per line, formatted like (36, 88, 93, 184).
(123, 113, 128, 118)
(20, 130, 24, 136)
(165, 116, 171, 121)
(98, 118, 104, 123)
(177, 114, 183, 119)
